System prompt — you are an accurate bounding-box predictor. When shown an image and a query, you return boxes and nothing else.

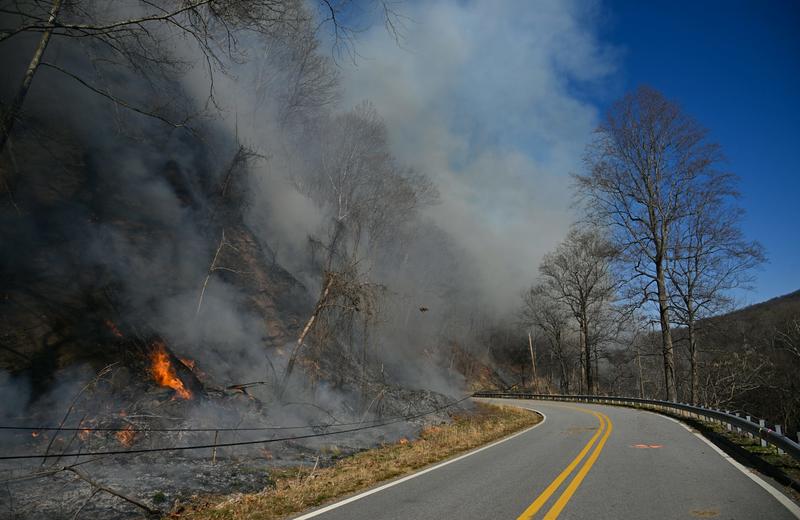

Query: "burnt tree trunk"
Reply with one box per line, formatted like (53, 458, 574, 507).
(278, 274, 334, 398)
(1, 0, 62, 156)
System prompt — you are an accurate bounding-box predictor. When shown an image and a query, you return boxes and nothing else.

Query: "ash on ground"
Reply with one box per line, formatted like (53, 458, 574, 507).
(1, 388, 466, 519)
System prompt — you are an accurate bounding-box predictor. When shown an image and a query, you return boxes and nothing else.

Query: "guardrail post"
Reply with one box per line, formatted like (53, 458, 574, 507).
(758, 419, 767, 447)
(746, 416, 753, 439)
(724, 411, 732, 431)
(775, 425, 785, 455)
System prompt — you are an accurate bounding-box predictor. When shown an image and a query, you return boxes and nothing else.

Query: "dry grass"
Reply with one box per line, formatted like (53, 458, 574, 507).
(171, 403, 540, 520)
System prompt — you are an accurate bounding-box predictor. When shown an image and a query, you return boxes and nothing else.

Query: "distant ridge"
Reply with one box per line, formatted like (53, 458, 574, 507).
(718, 289, 800, 322)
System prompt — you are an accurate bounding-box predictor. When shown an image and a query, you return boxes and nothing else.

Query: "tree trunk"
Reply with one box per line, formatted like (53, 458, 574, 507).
(579, 319, 592, 395)
(687, 312, 698, 405)
(360, 316, 369, 412)
(635, 343, 645, 399)
(555, 332, 568, 394)
(655, 261, 677, 401)
(0, 0, 63, 156)
(278, 274, 334, 398)
(559, 356, 569, 394)
(528, 331, 537, 392)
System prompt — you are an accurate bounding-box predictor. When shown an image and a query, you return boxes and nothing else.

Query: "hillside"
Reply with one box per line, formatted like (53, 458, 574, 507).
(706, 290, 800, 329)
(673, 289, 800, 435)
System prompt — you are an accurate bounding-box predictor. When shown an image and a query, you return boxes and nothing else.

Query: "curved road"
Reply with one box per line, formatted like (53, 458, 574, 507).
(293, 398, 800, 519)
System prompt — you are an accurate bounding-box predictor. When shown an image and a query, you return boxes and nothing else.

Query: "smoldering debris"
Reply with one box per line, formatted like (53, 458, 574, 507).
(0, 374, 467, 519)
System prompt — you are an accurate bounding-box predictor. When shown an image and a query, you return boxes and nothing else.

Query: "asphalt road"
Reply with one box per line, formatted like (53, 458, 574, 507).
(294, 398, 800, 519)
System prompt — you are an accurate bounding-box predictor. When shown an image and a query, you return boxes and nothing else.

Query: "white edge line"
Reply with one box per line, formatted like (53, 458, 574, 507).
(653, 410, 800, 518)
(292, 403, 546, 519)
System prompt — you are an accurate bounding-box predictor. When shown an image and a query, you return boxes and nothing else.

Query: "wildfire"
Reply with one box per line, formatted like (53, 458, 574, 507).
(115, 425, 135, 447)
(150, 341, 192, 400)
(104, 319, 124, 338)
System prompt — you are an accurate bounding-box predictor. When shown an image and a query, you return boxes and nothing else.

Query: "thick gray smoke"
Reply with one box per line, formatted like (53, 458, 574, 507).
(339, 0, 617, 314)
(0, 0, 615, 423)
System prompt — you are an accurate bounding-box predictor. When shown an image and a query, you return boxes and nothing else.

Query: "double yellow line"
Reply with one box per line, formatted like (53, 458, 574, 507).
(517, 407, 613, 519)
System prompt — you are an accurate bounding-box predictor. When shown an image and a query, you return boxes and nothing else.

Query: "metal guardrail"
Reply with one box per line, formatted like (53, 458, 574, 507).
(473, 391, 800, 462)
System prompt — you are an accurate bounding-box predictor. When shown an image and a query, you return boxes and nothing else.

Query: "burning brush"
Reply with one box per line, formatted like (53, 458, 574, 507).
(149, 340, 192, 400)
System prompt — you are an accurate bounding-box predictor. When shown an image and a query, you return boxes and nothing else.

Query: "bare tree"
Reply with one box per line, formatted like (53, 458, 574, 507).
(250, 14, 340, 129)
(577, 86, 724, 401)
(776, 319, 800, 360)
(668, 174, 765, 404)
(279, 102, 436, 396)
(538, 228, 616, 395)
(521, 283, 573, 393)
(1, 1, 312, 153)
(0, 0, 391, 159)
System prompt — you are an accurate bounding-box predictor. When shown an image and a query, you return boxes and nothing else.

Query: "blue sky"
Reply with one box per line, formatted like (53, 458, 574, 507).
(336, 0, 798, 309)
(597, 0, 800, 304)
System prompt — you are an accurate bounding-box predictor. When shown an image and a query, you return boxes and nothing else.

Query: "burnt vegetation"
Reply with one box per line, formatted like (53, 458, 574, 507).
(0, 1, 497, 517)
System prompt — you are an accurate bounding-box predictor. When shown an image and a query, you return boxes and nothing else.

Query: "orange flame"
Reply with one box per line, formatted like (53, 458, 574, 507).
(115, 425, 135, 447)
(31, 431, 39, 438)
(150, 341, 192, 400)
(104, 319, 124, 338)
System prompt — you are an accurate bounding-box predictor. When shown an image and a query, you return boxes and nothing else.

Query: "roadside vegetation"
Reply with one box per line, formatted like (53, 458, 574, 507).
(172, 403, 540, 520)
(697, 419, 800, 484)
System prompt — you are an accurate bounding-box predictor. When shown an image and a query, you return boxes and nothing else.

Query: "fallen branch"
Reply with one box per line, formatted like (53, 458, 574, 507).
(359, 388, 385, 424)
(65, 466, 160, 517)
(71, 487, 100, 520)
(226, 381, 269, 391)
(282, 401, 343, 425)
(211, 430, 219, 464)
(196, 229, 226, 316)
(278, 274, 335, 397)
(42, 364, 118, 466)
